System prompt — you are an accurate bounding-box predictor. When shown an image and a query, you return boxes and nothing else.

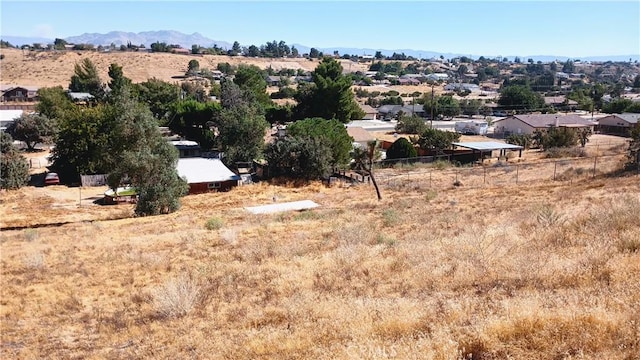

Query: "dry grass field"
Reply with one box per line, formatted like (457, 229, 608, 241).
(1, 155, 639, 359)
(0, 48, 371, 88)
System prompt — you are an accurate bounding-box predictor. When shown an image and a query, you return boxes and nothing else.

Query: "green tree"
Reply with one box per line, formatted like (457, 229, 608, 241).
(217, 81, 269, 165)
(0, 132, 30, 190)
(69, 58, 104, 99)
(233, 64, 271, 106)
(437, 95, 461, 119)
(506, 134, 533, 149)
(294, 57, 364, 122)
(168, 99, 221, 149)
(187, 59, 200, 75)
(386, 137, 417, 160)
(602, 98, 633, 114)
(395, 115, 427, 134)
(231, 41, 241, 56)
(107, 63, 132, 98)
(417, 128, 460, 154)
(533, 126, 579, 150)
(53, 38, 68, 49)
(135, 78, 181, 122)
(460, 99, 481, 117)
(6, 113, 56, 151)
(286, 117, 353, 170)
(105, 87, 188, 216)
(50, 106, 111, 183)
(498, 85, 545, 113)
(35, 86, 75, 120)
(309, 48, 320, 58)
(265, 136, 333, 180)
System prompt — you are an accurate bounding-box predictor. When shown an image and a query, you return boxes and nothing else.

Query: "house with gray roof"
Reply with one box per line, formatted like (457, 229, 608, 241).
(377, 104, 425, 119)
(597, 113, 640, 136)
(493, 114, 596, 135)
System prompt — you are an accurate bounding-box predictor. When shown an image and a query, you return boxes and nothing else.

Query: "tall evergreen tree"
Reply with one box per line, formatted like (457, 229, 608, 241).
(294, 57, 364, 122)
(0, 132, 30, 190)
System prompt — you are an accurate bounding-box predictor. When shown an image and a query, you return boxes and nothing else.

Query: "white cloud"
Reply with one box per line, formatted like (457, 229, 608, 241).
(32, 24, 55, 39)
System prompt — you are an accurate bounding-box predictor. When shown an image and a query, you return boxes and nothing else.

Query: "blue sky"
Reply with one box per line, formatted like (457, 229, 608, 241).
(1, 1, 639, 58)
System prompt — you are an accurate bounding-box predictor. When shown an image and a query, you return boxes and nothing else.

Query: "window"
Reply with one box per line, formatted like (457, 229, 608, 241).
(208, 182, 221, 189)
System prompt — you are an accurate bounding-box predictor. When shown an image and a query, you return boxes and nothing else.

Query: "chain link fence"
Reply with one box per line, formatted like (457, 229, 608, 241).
(375, 153, 633, 191)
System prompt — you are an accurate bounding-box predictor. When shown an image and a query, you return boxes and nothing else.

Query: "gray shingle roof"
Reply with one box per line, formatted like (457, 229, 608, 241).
(503, 114, 596, 128)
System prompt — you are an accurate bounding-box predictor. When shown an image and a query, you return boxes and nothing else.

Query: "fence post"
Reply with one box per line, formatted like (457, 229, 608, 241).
(484, 166, 486, 184)
(592, 156, 597, 178)
(553, 161, 557, 181)
(516, 164, 519, 184)
(429, 170, 432, 188)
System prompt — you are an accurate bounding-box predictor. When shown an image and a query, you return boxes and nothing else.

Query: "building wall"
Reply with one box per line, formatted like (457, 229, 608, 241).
(188, 180, 239, 194)
(598, 115, 631, 128)
(494, 117, 537, 135)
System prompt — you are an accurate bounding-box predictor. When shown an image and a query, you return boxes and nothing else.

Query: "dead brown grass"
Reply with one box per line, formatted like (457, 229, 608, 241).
(1, 165, 639, 359)
(0, 48, 371, 88)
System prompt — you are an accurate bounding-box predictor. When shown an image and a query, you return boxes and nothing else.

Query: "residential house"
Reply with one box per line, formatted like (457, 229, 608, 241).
(396, 78, 420, 85)
(68, 92, 95, 105)
(493, 114, 596, 135)
(425, 73, 449, 82)
(171, 48, 190, 55)
(346, 126, 376, 149)
(1, 86, 39, 102)
(377, 104, 425, 119)
(170, 140, 201, 158)
(176, 157, 241, 194)
(0, 109, 24, 132)
(444, 83, 480, 92)
(597, 113, 640, 136)
(543, 96, 578, 112)
(266, 75, 282, 87)
(358, 103, 378, 120)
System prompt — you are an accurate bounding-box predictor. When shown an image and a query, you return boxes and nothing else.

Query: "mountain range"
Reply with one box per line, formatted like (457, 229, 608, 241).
(2, 30, 638, 63)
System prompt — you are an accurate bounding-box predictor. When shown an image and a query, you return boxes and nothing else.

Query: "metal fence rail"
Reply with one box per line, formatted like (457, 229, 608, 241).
(376, 154, 633, 191)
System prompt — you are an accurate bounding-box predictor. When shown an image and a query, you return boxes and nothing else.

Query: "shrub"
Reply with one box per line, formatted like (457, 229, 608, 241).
(0, 132, 29, 190)
(152, 273, 200, 318)
(545, 147, 587, 158)
(386, 138, 417, 160)
(395, 115, 427, 134)
(205, 217, 224, 230)
(506, 133, 533, 149)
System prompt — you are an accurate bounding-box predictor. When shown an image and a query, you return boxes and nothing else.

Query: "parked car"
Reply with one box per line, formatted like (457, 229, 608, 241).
(44, 172, 60, 186)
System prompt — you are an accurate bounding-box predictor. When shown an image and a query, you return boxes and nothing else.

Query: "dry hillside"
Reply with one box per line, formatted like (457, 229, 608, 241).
(0, 48, 371, 88)
(1, 159, 639, 358)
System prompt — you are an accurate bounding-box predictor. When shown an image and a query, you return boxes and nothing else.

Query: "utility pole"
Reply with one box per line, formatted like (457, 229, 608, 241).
(430, 85, 435, 128)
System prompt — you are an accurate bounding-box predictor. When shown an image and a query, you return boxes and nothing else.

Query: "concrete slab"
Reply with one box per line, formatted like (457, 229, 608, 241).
(245, 200, 320, 214)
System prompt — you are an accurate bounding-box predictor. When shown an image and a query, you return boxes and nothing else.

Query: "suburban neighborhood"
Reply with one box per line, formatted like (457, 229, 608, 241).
(1, 1, 639, 358)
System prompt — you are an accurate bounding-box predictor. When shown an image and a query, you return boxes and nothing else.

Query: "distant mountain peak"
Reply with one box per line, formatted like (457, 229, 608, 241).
(63, 30, 231, 49)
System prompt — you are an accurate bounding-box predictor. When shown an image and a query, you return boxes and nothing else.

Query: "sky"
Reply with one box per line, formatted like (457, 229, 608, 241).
(1, 0, 639, 58)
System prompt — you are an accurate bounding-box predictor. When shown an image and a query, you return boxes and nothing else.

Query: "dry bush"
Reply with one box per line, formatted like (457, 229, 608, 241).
(22, 251, 46, 270)
(152, 272, 201, 318)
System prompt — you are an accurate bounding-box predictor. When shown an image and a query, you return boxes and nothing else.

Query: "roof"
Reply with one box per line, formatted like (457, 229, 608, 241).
(495, 114, 595, 128)
(176, 158, 240, 184)
(452, 141, 523, 151)
(358, 104, 378, 114)
(0, 109, 24, 122)
(608, 113, 640, 124)
(544, 96, 578, 106)
(346, 126, 376, 143)
(170, 140, 200, 147)
(68, 92, 94, 101)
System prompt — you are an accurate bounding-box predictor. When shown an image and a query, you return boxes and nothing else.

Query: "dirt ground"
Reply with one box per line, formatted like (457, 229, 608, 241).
(0, 48, 369, 88)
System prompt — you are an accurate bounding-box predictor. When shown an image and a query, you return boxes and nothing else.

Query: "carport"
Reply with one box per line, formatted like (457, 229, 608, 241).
(451, 141, 524, 162)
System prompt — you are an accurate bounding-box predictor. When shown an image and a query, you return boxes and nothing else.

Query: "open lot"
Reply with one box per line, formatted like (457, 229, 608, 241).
(1, 151, 639, 359)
